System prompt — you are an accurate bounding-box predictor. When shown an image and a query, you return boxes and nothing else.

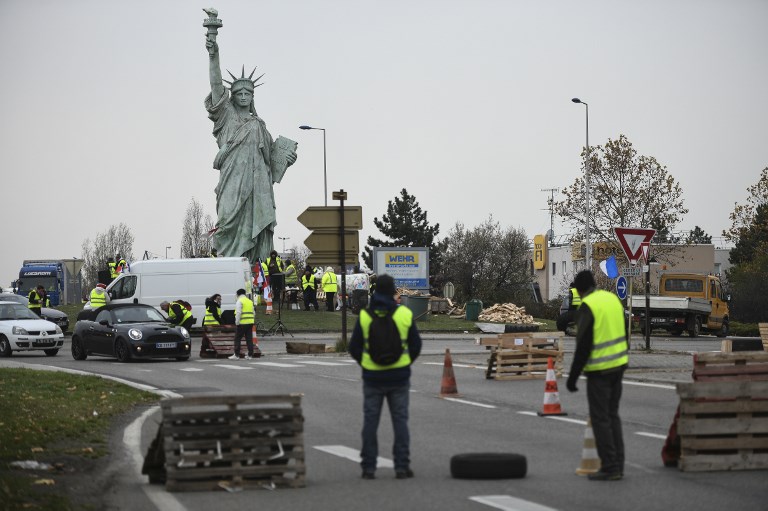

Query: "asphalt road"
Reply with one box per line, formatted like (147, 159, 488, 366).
(2, 332, 765, 511)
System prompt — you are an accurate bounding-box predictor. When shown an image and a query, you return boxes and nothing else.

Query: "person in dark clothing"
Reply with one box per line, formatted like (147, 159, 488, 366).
(203, 294, 223, 326)
(349, 274, 422, 480)
(566, 270, 629, 481)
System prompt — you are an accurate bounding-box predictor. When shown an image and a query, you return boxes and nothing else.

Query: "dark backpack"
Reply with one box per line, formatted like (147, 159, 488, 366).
(366, 308, 403, 365)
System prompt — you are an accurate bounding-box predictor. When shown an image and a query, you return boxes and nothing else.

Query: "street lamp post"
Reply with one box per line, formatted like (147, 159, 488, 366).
(572, 98, 591, 270)
(299, 125, 327, 206)
(166, 246, 171, 259)
(278, 236, 290, 254)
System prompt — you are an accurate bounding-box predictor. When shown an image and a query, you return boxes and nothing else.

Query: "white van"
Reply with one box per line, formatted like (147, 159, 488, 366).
(102, 257, 254, 327)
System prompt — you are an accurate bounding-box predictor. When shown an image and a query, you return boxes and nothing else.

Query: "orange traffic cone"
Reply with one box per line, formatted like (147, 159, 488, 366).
(537, 357, 567, 416)
(575, 417, 601, 475)
(439, 349, 461, 397)
(251, 324, 262, 358)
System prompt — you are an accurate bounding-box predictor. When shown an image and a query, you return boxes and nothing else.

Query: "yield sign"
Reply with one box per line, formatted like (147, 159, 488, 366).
(613, 227, 656, 263)
(640, 241, 650, 264)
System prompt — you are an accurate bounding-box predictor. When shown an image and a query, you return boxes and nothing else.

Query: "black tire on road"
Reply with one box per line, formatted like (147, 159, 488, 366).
(71, 335, 88, 360)
(450, 453, 527, 479)
(44, 349, 59, 357)
(716, 319, 729, 338)
(0, 335, 12, 357)
(115, 338, 131, 362)
(688, 316, 701, 338)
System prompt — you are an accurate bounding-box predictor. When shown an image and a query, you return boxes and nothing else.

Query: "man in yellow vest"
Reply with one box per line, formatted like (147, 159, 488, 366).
(301, 267, 319, 311)
(89, 283, 110, 309)
(27, 285, 46, 317)
(107, 258, 118, 280)
(229, 288, 254, 360)
(557, 281, 581, 332)
(566, 270, 629, 481)
(160, 301, 194, 331)
(321, 266, 338, 312)
(348, 274, 422, 480)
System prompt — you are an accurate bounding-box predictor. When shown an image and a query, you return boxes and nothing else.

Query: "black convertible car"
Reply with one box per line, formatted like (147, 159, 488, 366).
(71, 303, 191, 362)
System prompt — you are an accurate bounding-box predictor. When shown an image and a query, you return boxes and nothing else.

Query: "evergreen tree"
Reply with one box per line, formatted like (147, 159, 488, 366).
(685, 226, 712, 244)
(362, 189, 445, 276)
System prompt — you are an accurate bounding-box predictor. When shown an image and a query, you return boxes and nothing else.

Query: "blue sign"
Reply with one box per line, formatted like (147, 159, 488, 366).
(616, 276, 628, 300)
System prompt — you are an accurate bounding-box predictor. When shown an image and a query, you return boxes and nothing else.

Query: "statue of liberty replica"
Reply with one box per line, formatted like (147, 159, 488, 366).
(203, 8, 297, 264)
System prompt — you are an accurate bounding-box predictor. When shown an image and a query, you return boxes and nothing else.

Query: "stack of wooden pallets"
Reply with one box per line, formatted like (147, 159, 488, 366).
(161, 394, 306, 491)
(675, 352, 768, 472)
(200, 325, 262, 358)
(481, 331, 564, 380)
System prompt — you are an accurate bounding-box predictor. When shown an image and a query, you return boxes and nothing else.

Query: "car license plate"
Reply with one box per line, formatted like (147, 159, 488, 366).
(651, 318, 665, 324)
(156, 342, 176, 348)
(34, 339, 55, 347)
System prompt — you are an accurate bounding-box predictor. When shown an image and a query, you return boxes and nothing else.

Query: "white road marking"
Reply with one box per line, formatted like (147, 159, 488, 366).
(442, 397, 497, 409)
(249, 361, 304, 368)
(213, 364, 252, 370)
(423, 362, 483, 369)
(136, 369, 153, 372)
(635, 431, 666, 440)
(517, 411, 586, 425)
(294, 360, 351, 366)
(314, 445, 394, 468)
(469, 495, 559, 511)
(178, 367, 204, 372)
(622, 380, 676, 390)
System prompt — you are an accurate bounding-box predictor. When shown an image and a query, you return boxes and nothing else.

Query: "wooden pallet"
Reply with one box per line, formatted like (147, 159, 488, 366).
(161, 394, 305, 491)
(200, 325, 262, 358)
(676, 380, 768, 472)
(484, 332, 564, 380)
(692, 352, 768, 382)
(760, 323, 768, 351)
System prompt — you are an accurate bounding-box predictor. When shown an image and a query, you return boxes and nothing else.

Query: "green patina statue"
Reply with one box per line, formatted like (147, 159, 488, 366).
(203, 8, 297, 265)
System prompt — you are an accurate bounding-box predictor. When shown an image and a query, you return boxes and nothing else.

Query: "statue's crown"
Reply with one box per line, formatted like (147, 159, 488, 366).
(223, 66, 264, 93)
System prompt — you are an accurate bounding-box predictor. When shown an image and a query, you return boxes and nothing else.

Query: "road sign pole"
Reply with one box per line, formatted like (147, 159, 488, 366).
(645, 264, 651, 350)
(628, 276, 633, 344)
(336, 190, 348, 345)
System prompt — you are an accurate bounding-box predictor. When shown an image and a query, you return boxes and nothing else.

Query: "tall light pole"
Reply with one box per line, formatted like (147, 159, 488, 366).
(278, 236, 290, 254)
(166, 246, 171, 259)
(299, 125, 327, 206)
(572, 98, 591, 270)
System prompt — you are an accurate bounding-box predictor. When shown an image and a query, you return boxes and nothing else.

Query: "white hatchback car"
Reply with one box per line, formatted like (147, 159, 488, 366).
(0, 301, 64, 357)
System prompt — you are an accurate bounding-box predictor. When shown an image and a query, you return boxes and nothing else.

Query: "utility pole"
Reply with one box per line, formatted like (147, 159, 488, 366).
(541, 188, 559, 246)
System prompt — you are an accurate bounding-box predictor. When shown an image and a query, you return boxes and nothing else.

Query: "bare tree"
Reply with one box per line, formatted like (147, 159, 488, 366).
(442, 216, 532, 305)
(180, 198, 215, 258)
(81, 223, 135, 290)
(554, 134, 688, 266)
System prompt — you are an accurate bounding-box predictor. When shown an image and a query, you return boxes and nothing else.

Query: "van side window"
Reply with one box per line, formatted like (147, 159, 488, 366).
(112, 276, 137, 300)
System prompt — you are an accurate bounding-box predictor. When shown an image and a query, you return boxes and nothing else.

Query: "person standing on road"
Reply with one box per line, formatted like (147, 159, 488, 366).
(566, 270, 629, 481)
(321, 266, 338, 311)
(89, 283, 110, 309)
(230, 289, 254, 360)
(349, 274, 422, 480)
(28, 285, 46, 317)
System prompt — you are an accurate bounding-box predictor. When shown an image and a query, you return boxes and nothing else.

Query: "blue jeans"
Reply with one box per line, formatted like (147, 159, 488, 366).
(361, 381, 410, 473)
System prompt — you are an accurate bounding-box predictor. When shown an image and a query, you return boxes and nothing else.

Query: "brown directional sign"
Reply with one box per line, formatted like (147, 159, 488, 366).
(304, 231, 359, 253)
(297, 206, 363, 230)
(307, 252, 358, 266)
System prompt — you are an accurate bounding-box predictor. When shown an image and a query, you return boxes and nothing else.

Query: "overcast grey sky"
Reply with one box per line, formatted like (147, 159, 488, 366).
(2, 0, 766, 285)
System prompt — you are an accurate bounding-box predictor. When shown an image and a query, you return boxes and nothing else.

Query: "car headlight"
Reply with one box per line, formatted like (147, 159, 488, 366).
(179, 327, 190, 339)
(12, 326, 28, 335)
(55, 325, 62, 335)
(128, 328, 143, 341)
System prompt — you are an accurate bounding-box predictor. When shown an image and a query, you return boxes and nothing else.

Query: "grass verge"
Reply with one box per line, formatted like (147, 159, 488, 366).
(0, 368, 157, 511)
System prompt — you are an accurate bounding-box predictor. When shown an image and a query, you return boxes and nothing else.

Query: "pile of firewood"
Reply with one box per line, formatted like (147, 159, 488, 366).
(478, 303, 536, 324)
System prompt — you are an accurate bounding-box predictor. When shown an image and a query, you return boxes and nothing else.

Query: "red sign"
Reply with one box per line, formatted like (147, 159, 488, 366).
(613, 227, 656, 263)
(640, 241, 650, 264)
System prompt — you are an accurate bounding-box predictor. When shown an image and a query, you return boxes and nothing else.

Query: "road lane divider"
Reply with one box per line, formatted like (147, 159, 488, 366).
(635, 432, 666, 440)
(213, 364, 252, 370)
(517, 411, 586, 425)
(442, 397, 497, 409)
(469, 495, 559, 511)
(314, 445, 394, 468)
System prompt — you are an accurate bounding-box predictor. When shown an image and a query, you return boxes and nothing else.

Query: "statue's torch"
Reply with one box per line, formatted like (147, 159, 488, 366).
(203, 8, 223, 46)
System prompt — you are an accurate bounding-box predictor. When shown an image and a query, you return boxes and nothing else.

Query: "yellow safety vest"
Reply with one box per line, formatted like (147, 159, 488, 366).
(359, 306, 413, 371)
(28, 290, 43, 310)
(322, 271, 338, 293)
(90, 289, 107, 309)
(238, 295, 255, 325)
(570, 288, 582, 309)
(169, 302, 192, 326)
(108, 262, 118, 279)
(285, 264, 298, 285)
(203, 305, 221, 326)
(302, 274, 315, 290)
(582, 290, 628, 372)
(261, 262, 269, 277)
(266, 256, 284, 273)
